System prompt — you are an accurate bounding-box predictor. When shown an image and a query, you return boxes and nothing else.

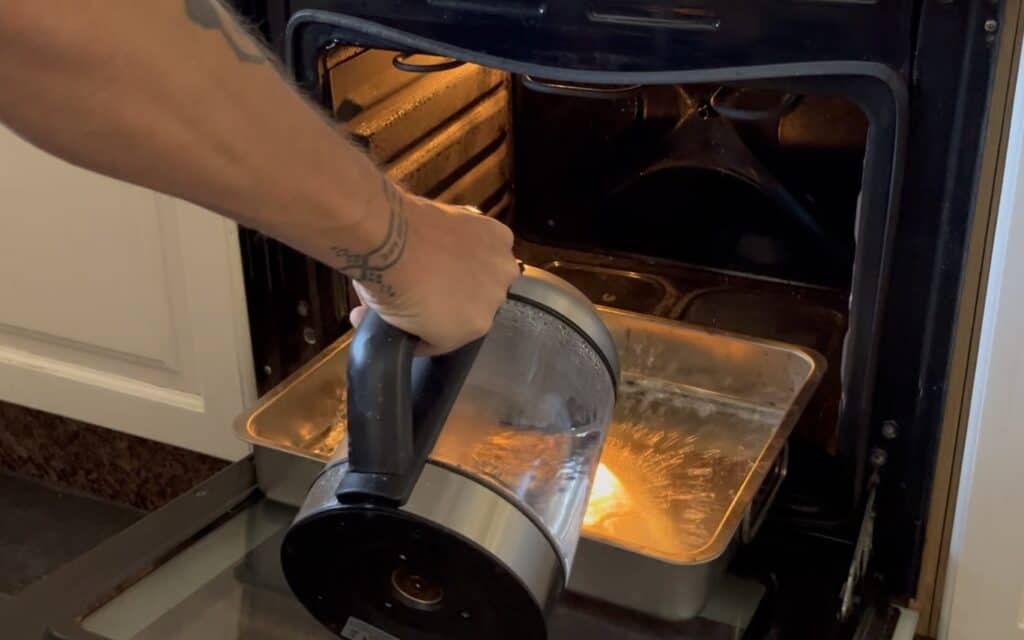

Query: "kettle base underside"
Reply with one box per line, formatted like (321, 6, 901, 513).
(281, 505, 549, 640)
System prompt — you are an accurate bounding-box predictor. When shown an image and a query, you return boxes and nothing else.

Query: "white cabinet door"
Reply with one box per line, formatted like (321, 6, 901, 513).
(0, 126, 256, 460)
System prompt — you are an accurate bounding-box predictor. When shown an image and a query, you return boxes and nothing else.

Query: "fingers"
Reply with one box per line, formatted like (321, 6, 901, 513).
(479, 213, 515, 250)
(498, 224, 515, 251)
(351, 305, 443, 356)
(413, 304, 497, 356)
(415, 341, 446, 357)
(456, 203, 514, 250)
(506, 255, 523, 284)
(353, 304, 437, 355)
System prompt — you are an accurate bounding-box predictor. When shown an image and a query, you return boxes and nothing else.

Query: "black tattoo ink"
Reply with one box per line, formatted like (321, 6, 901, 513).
(330, 179, 409, 297)
(185, 0, 266, 64)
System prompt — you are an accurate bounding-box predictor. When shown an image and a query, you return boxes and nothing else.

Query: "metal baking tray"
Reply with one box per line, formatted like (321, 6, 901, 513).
(235, 307, 824, 621)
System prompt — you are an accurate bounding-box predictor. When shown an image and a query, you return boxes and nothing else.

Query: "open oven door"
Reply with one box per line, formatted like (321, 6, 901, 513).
(0, 460, 332, 640)
(0, 457, 920, 640)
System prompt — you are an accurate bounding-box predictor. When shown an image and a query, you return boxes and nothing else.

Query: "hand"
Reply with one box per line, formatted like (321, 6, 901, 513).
(348, 193, 519, 355)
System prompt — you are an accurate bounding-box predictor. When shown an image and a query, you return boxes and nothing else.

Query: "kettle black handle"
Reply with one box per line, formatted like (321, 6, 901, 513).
(338, 309, 483, 506)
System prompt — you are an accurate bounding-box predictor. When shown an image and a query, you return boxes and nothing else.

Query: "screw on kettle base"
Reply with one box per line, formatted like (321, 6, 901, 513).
(263, 365, 272, 376)
(881, 420, 898, 440)
(303, 327, 317, 345)
(296, 300, 310, 317)
(985, 18, 999, 33)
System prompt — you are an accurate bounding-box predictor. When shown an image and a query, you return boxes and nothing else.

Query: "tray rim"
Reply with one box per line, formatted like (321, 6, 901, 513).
(233, 331, 355, 463)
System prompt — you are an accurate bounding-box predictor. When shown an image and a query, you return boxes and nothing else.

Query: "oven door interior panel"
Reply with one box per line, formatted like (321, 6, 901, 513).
(0, 460, 752, 639)
(0, 458, 914, 640)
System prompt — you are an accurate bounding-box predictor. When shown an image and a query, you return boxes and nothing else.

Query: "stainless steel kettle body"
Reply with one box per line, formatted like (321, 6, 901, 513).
(280, 267, 619, 640)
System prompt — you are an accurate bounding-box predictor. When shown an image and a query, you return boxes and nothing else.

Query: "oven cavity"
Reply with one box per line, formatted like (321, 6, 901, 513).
(317, 49, 868, 468)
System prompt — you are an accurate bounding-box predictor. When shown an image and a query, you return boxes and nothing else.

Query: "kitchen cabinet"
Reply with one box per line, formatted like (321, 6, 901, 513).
(0, 126, 256, 459)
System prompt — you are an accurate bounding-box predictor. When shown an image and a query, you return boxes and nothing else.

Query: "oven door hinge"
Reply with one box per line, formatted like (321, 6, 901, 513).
(838, 447, 887, 621)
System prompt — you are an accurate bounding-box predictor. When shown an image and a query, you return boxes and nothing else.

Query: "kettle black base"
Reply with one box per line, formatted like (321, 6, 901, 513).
(282, 501, 549, 639)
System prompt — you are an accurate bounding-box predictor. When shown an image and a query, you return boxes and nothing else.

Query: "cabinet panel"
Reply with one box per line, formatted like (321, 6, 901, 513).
(0, 126, 256, 459)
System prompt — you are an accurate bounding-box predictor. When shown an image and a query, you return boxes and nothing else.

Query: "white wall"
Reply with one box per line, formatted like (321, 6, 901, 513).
(939, 39, 1024, 639)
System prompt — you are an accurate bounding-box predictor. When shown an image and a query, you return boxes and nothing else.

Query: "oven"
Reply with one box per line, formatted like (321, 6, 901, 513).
(240, 1, 1011, 635)
(246, 0, 1001, 625)
(2, 1, 1013, 638)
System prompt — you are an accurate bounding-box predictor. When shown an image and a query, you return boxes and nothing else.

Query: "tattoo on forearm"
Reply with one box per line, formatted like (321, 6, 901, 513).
(185, 0, 267, 64)
(330, 179, 409, 297)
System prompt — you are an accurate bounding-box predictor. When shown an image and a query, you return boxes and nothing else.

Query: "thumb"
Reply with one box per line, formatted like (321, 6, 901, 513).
(348, 304, 368, 328)
(415, 341, 447, 357)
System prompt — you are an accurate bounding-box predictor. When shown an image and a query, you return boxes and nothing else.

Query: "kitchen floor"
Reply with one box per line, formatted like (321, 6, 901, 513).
(0, 400, 228, 597)
(0, 470, 143, 596)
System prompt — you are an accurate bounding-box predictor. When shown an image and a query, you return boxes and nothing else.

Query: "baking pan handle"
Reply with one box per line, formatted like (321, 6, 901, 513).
(742, 443, 789, 543)
(339, 310, 483, 505)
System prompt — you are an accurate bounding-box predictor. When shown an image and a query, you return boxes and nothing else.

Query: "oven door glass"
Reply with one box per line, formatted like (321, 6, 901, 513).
(2, 458, 761, 639)
(81, 500, 333, 639)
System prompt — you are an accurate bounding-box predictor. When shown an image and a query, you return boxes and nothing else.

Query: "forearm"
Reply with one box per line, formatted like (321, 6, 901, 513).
(0, 0, 391, 265)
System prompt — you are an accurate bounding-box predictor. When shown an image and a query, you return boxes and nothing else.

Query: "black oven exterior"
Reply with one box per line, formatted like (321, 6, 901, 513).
(233, 0, 1008, 631)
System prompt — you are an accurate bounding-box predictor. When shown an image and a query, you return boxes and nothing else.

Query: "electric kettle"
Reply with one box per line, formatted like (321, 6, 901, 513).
(280, 266, 619, 640)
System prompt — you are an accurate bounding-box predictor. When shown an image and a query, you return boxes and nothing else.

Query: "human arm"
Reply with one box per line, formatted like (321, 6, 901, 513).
(0, 1, 518, 353)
